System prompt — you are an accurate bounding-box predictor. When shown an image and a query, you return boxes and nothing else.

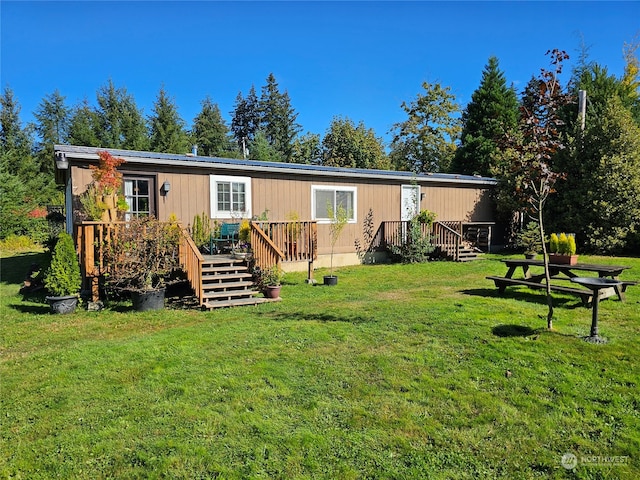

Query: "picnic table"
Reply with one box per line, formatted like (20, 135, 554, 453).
(486, 258, 636, 306)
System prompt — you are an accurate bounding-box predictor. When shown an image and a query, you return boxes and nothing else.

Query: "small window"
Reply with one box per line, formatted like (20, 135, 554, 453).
(123, 176, 155, 219)
(312, 186, 357, 223)
(210, 175, 252, 219)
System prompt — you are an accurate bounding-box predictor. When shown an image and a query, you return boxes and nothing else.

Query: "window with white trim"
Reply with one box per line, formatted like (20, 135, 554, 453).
(210, 175, 252, 219)
(312, 186, 357, 223)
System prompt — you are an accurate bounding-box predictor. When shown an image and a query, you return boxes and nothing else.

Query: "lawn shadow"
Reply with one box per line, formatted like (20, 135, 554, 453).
(10, 303, 51, 315)
(1, 251, 49, 285)
(268, 311, 372, 324)
(492, 324, 544, 337)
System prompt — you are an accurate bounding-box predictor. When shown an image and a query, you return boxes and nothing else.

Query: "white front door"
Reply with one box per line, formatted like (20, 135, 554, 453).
(401, 185, 420, 221)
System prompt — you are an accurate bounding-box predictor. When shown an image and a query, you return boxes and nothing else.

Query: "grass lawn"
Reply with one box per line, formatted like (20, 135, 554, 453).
(1, 250, 639, 479)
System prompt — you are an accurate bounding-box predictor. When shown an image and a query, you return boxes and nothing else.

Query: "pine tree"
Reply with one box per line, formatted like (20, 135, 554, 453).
(95, 79, 148, 150)
(68, 99, 101, 147)
(148, 86, 189, 153)
(192, 97, 238, 157)
(451, 56, 519, 176)
(230, 86, 260, 154)
(34, 90, 70, 176)
(258, 73, 301, 162)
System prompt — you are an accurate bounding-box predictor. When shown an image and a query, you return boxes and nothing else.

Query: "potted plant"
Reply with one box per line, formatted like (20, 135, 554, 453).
(232, 219, 252, 259)
(88, 150, 126, 222)
(548, 232, 578, 265)
(517, 221, 542, 259)
(255, 264, 284, 299)
(103, 216, 180, 311)
(324, 203, 349, 286)
(44, 232, 82, 314)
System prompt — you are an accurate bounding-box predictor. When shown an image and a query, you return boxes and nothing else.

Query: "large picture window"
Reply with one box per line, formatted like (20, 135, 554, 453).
(210, 175, 252, 219)
(312, 186, 357, 223)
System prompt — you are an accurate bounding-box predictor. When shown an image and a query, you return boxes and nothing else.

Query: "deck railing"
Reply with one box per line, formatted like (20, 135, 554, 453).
(76, 221, 202, 301)
(178, 224, 204, 302)
(76, 219, 319, 302)
(371, 220, 463, 261)
(249, 221, 285, 271)
(251, 220, 318, 280)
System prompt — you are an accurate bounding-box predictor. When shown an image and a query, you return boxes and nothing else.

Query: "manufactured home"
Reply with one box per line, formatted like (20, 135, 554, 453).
(55, 144, 497, 267)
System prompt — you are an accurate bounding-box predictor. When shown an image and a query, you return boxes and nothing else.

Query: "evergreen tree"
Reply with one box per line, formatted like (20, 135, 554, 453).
(34, 90, 70, 176)
(95, 79, 148, 150)
(148, 86, 190, 153)
(230, 86, 260, 154)
(322, 117, 389, 169)
(249, 130, 280, 162)
(451, 56, 519, 176)
(192, 97, 238, 157)
(389, 81, 461, 173)
(0, 88, 53, 241)
(258, 73, 301, 162)
(68, 99, 100, 147)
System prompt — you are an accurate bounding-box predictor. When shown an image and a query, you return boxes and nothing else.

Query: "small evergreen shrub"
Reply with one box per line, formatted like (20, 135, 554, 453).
(44, 232, 81, 297)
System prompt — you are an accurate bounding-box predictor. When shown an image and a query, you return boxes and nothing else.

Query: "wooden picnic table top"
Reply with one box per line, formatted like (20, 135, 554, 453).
(501, 258, 631, 276)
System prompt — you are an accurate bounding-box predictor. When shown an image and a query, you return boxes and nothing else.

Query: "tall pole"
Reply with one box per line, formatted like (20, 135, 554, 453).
(578, 90, 587, 131)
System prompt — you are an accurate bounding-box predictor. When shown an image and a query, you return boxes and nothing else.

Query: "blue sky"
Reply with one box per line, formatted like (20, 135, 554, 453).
(2, 1, 639, 146)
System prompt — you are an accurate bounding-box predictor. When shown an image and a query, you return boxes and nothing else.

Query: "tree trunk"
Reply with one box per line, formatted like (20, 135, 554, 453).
(538, 205, 553, 329)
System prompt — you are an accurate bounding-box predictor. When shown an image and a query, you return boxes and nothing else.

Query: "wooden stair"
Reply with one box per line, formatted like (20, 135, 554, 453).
(457, 242, 482, 262)
(201, 255, 271, 310)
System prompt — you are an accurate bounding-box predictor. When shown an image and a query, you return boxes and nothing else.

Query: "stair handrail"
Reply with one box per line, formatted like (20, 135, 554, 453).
(250, 221, 285, 271)
(177, 223, 204, 303)
(432, 221, 462, 261)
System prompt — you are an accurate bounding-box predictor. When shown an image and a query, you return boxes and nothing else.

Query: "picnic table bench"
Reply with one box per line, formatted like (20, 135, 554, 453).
(487, 259, 636, 306)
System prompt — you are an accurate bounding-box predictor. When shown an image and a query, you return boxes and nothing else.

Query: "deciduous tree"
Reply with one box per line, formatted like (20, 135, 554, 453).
(390, 81, 461, 173)
(322, 117, 389, 169)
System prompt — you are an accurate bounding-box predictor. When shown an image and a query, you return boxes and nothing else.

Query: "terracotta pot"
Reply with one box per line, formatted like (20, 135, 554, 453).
(263, 285, 282, 299)
(549, 253, 578, 265)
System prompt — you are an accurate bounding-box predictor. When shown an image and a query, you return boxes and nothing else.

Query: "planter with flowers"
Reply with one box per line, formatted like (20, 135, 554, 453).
(548, 232, 578, 265)
(233, 219, 252, 260)
(80, 151, 127, 222)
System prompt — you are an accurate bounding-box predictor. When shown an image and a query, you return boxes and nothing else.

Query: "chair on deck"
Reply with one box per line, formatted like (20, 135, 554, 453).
(210, 223, 240, 254)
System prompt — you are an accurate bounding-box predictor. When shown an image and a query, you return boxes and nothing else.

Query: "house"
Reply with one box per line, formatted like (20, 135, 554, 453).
(54, 144, 498, 272)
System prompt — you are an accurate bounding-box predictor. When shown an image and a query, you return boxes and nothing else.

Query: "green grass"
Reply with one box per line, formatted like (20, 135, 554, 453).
(1, 251, 639, 479)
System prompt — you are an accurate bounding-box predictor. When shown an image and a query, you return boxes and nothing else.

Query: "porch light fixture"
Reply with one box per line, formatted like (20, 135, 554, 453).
(162, 180, 171, 195)
(55, 152, 68, 170)
(420, 192, 426, 201)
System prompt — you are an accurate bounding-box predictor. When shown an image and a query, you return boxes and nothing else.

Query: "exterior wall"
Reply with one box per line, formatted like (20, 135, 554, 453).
(66, 151, 495, 259)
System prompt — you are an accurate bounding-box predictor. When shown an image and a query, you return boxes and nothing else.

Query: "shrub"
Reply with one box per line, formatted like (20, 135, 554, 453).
(43, 232, 81, 297)
(389, 217, 435, 263)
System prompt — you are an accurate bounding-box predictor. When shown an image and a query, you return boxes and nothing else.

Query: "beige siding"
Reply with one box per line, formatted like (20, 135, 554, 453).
(69, 160, 495, 254)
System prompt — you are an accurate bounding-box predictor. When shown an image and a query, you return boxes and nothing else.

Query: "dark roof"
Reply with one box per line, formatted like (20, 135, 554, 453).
(55, 144, 497, 186)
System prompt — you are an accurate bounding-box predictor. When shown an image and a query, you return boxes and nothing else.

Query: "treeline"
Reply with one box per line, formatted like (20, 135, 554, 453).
(1, 43, 639, 253)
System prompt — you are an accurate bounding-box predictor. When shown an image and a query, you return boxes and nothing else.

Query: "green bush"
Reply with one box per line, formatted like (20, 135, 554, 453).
(43, 232, 81, 297)
(390, 218, 435, 263)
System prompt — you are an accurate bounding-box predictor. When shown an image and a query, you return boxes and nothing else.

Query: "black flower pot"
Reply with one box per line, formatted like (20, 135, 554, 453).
(323, 275, 338, 286)
(131, 288, 166, 311)
(45, 295, 79, 314)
